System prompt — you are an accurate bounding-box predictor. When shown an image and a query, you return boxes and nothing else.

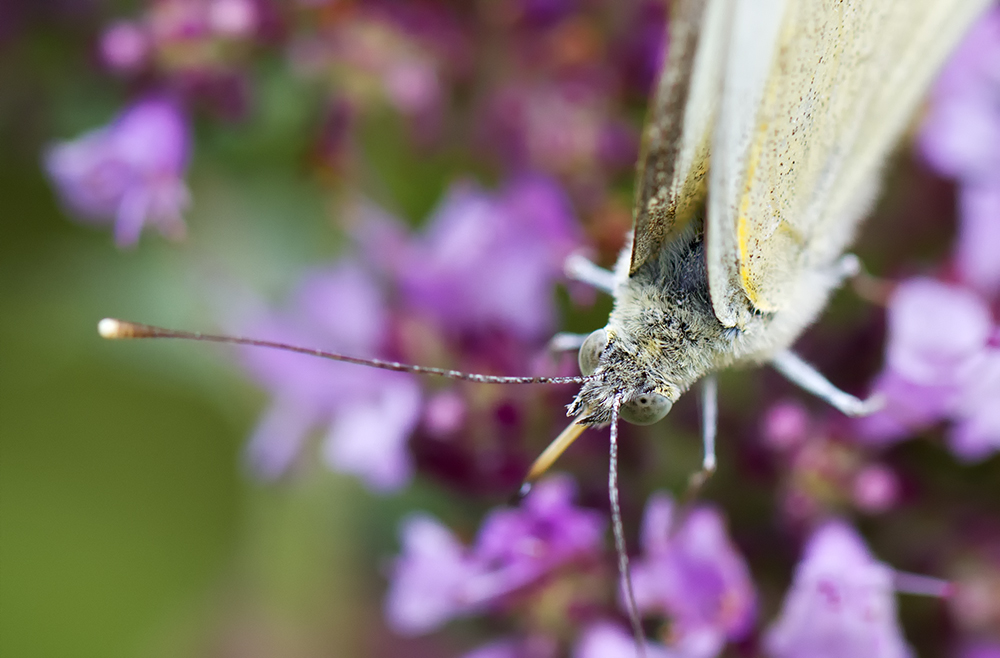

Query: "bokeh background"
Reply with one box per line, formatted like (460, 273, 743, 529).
(1, 2, 998, 658)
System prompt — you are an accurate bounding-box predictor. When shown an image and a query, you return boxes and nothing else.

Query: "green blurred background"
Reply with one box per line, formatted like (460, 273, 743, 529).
(0, 10, 449, 657)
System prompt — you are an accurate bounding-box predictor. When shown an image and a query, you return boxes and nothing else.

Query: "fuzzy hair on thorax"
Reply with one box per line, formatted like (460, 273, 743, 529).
(569, 222, 847, 426)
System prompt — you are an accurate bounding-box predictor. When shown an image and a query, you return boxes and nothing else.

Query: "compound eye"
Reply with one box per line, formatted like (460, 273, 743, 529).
(620, 392, 672, 426)
(578, 329, 609, 376)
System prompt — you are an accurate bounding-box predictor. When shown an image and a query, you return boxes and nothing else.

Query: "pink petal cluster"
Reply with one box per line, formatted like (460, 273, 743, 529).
(384, 475, 604, 635)
(630, 493, 756, 657)
(45, 98, 191, 247)
(356, 176, 581, 340)
(239, 262, 421, 490)
(765, 522, 913, 658)
(919, 7, 1000, 298)
(859, 278, 1000, 461)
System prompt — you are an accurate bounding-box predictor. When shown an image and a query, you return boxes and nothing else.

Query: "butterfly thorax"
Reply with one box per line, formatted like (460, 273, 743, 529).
(569, 225, 832, 426)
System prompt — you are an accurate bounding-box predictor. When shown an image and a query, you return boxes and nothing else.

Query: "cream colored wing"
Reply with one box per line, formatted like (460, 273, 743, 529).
(629, 0, 727, 275)
(707, 0, 992, 328)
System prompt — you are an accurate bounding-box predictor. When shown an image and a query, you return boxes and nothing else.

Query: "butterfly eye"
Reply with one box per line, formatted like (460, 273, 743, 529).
(620, 392, 672, 426)
(578, 328, 608, 376)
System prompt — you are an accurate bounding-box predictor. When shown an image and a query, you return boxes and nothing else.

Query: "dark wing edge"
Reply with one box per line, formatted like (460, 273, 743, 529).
(628, 0, 723, 276)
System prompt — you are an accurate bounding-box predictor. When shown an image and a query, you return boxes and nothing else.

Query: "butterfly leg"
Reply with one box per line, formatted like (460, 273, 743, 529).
(564, 253, 616, 294)
(684, 375, 718, 501)
(548, 332, 589, 352)
(770, 350, 884, 416)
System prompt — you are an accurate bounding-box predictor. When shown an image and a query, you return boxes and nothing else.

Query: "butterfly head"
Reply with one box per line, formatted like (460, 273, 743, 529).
(570, 327, 676, 426)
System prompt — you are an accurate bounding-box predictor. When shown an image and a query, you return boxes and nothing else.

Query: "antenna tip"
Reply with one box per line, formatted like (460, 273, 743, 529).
(98, 318, 135, 339)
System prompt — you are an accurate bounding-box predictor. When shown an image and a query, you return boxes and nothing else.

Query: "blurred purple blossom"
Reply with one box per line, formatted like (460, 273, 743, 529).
(422, 390, 467, 439)
(958, 640, 1000, 658)
(630, 493, 756, 657)
(99, 20, 150, 73)
(45, 97, 191, 247)
(384, 514, 483, 635)
(761, 399, 811, 451)
(851, 463, 901, 514)
(239, 261, 421, 490)
(288, 6, 464, 127)
(385, 475, 604, 635)
(573, 622, 675, 658)
(95, 0, 266, 117)
(357, 176, 581, 340)
(761, 401, 904, 519)
(919, 7, 1000, 298)
(481, 80, 637, 196)
(207, 0, 258, 38)
(858, 278, 1000, 461)
(765, 521, 913, 658)
(148, 0, 260, 47)
(473, 473, 604, 592)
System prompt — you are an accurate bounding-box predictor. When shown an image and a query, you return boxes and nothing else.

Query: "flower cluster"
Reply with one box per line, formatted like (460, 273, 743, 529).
(918, 6, 1000, 299)
(46, 0, 664, 246)
(630, 494, 756, 657)
(237, 175, 580, 492)
(44, 97, 191, 247)
(858, 278, 1000, 461)
(764, 522, 914, 658)
(385, 475, 605, 636)
(236, 260, 422, 489)
(761, 400, 902, 519)
(387, 482, 762, 658)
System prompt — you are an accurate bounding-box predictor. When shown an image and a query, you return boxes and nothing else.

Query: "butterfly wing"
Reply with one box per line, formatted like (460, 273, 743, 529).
(706, 0, 992, 328)
(629, 0, 728, 275)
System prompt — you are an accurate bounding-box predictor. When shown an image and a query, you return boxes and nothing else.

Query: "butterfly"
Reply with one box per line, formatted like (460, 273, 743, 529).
(100, 0, 992, 651)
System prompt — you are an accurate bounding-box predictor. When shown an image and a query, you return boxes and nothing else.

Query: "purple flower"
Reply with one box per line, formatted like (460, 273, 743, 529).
(472, 474, 604, 595)
(573, 622, 675, 658)
(764, 521, 913, 658)
(948, 348, 1000, 461)
(148, 0, 259, 45)
(288, 10, 458, 122)
(919, 8, 1000, 298)
(851, 464, 901, 514)
(99, 20, 150, 73)
(384, 514, 483, 635)
(239, 262, 421, 490)
(384, 475, 604, 635)
(207, 0, 258, 39)
(884, 279, 991, 387)
(482, 80, 638, 188)
(958, 641, 1000, 658)
(857, 278, 1000, 460)
(357, 176, 581, 340)
(920, 7, 1000, 183)
(44, 97, 191, 247)
(630, 493, 756, 657)
(761, 400, 811, 451)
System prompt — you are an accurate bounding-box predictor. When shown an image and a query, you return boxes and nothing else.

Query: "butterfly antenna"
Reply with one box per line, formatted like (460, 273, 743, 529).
(98, 319, 593, 386)
(609, 395, 646, 658)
